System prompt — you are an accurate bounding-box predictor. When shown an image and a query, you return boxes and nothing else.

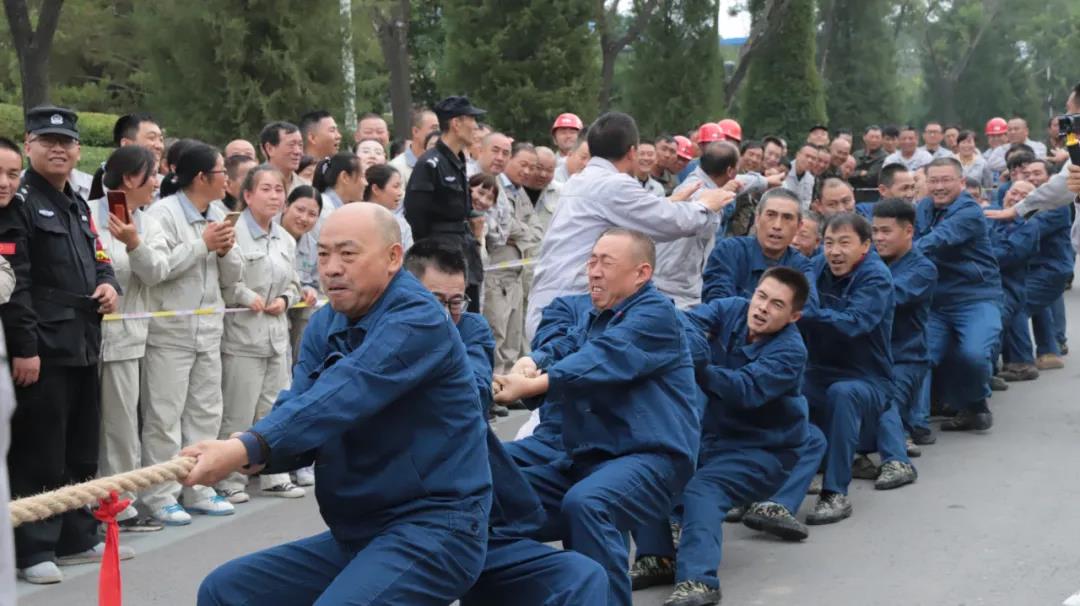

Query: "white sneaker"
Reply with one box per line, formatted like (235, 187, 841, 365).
(261, 482, 305, 498)
(218, 488, 250, 504)
(18, 561, 62, 584)
(152, 503, 192, 526)
(294, 466, 315, 487)
(57, 542, 135, 566)
(115, 504, 140, 523)
(186, 494, 235, 516)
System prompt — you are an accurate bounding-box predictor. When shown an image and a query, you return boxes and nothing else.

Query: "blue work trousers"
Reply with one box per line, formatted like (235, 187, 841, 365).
(804, 374, 888, 495)
(927, 301, 1001, 410)
(461, 534, 608, 606)
(522, 453, 680, 606)
(504, 436, 563, 470)
(198, 516, 487, 606)
(894, 362, 930, 433)
(771, 424, 827, 515)
(632, 447, 793, 590)
(857, 403, 911, 465)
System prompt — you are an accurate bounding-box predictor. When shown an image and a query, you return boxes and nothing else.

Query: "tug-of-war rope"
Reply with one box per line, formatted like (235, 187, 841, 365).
(9, 457, 196, 527)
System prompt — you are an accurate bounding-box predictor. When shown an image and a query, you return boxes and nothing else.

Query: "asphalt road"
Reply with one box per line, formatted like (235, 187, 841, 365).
(18, 288, 1080, 606)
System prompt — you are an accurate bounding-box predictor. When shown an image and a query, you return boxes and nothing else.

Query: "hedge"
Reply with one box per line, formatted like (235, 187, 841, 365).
(0, 102, 118, 148)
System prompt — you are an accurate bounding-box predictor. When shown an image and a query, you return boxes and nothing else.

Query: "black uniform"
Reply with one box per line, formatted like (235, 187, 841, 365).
(404, 139, 484, 311)
(851, 147, 887, 202)
(0, 167, 119, 567)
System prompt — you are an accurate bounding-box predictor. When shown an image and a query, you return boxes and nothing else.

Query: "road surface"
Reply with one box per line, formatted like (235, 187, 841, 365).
(18, 289, 1080, 605)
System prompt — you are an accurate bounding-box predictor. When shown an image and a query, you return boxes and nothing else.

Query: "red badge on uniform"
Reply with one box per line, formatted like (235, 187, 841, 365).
(0, 242, 15, 255)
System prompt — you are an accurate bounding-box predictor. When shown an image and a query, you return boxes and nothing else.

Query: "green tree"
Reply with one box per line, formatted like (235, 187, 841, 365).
(133, 0, 386, 144)
(441, 0, 598, 143)
(738, 0, 825, 142)
(619, 0, 720, 137)
(818, 0, 899, 132)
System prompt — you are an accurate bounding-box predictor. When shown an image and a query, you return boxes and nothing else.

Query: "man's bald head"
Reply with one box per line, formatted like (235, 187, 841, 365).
(479, 132, 512, 175)
(225, 139, 257, 160)
(324, 202, 401, 246)
(319, 203, 404, 320)
(530, 146, 557, 189)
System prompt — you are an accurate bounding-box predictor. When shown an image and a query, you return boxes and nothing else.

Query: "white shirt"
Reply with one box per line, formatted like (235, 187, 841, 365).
(525, 157, 718, 339)
(883, 149, 934, 172)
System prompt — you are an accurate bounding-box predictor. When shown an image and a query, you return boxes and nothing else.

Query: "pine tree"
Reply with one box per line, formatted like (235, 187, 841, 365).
(739, 0, 826, 143)
(819, 0, 899, 132)
(133, 1, 385, 143)
(441, 0, 599, 143)
(619, 0, 720, 138)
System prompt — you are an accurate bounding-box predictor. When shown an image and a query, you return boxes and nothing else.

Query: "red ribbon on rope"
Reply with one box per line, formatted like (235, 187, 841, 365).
(92, 491, 131, 606)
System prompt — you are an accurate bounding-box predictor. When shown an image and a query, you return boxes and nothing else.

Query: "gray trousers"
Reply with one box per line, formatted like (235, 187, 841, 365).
(217, 352, 290, 492)
(140, 346, 224, 509)
(483, 269, 525, 374)
(99, 358, 141, 502)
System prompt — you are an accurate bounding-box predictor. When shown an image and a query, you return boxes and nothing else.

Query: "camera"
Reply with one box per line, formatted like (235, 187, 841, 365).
(1056, 113, 1080, 138)
(1056, 114, 1080, 165)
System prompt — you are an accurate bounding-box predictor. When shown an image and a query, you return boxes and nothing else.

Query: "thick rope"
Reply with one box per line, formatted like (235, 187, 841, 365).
(9, 457, 197, 527)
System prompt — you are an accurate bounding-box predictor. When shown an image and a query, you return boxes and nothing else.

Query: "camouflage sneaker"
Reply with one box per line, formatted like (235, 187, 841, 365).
(875, 460, 917, 490)
(670, 520, 682, 548)
(725, 505, 748, 523)
(851, 454, 878, 480)
(999, 364, 1039, 382)
(663, 580, 721, 606)
(989, 375, 1009, 391)
(629, 555, 675, 591)
(806, 492, 853, 525)
(808, 474, 823, 495)
(742, 501, 808, 541)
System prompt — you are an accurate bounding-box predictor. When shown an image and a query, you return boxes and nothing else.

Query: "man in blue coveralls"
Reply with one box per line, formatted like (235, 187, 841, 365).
(493, 228, 701, 606)
(855, 199, 934, 488)
(916, 158, 1003, 431)
(629, 267, 812, 606)
(701, 188, 814, 303)
(185, 204, 493, 606)
(744, 214, 895, 534)
(989, 184, 1041, 383)
(403, 238, 609, 606)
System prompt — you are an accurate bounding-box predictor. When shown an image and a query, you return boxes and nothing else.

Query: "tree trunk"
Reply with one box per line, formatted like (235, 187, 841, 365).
(598, 43, 618, 111)
(723, 0, 790, 110)
(340, 0, 357, 136)
(3, 0, 65, 114)
(374, 0, 413, 142)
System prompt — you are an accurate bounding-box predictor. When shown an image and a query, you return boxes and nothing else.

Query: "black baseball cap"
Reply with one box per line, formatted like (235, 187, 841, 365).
(26, 105, 80, 141)
(434, 96, 486, 122)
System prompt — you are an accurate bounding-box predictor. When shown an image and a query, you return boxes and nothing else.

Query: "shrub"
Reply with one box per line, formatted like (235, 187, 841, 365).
(0, 102, 118, 148)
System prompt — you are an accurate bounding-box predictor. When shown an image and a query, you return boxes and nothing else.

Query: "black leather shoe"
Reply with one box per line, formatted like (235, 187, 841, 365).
(940, 410, 993, 431)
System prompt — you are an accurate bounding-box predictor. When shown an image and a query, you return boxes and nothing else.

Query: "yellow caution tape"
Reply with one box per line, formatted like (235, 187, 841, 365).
(102, 299, 327, 322)
(484, 257, 536, 271)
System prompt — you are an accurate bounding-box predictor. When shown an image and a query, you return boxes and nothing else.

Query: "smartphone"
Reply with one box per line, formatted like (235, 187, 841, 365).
(106, 191, 129, 223)
(223, 212, 242, 227)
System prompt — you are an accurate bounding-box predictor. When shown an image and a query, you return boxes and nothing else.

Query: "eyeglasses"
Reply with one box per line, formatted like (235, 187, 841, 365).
(29, 135, 78, 150)
(435, 294, 471, 313)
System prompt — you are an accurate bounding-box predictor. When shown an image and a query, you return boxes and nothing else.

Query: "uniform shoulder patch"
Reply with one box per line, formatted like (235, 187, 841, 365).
(425, 156, 439, 168)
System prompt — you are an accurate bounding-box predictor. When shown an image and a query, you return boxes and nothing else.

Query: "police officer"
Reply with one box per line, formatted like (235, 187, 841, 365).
(404, 96, 486, 311)
(0, 106, 124, 584)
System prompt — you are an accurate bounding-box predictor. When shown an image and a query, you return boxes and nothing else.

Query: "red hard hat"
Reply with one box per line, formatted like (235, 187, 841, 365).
(696, 122, 724, 144)
(985, 117, 1008, 136)
(674, 135, 694, 160)
(551, 113, 584, 133)
(717, 118, 742, 142)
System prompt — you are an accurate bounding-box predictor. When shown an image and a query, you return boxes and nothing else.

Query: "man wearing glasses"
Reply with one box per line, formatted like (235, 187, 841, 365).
(916, 158, 1003, 432)
(0, 105, 122, 584)
(403, 238, 495, 417)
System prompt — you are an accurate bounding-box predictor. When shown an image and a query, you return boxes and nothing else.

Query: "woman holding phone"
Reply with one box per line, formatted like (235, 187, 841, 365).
(89, 145, 171, 531)
(216, 164, 305, 502)
(141, 142, 243, 525)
